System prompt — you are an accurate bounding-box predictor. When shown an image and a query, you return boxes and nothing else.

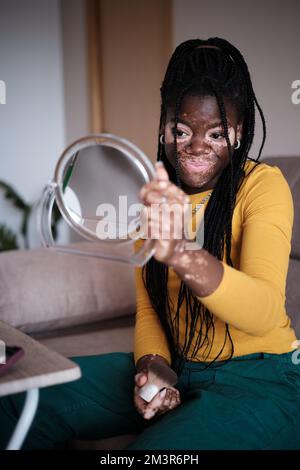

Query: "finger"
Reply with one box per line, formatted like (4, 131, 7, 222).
(155, 162, 169, 182)
(149, 219, 184, 244)
(140, 202, 187, 242)
(139, 180, 171, 201)
(160, 390, 180, 413)
(134, 372, 148, 387)
(155, 390, 178, 416)
(160, 388, 171, 406)
(144, 191, 167, 205)
(143, 388, 167, 420)
(149, 172, 187, 201)
(165, 388, 180, 402)
(169, 392, 179, 409)
(139, 182, 187, 207)
(145, 192, 185, 207)
(164, 184, 181, 196)
(154, 390, 181, 416)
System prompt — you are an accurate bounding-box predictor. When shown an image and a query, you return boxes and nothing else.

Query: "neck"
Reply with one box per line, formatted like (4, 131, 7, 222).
(182, 183, 214, 194)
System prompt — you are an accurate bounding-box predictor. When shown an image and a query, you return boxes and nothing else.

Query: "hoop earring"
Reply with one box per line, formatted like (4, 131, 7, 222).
(160, 135, 164, 145)
(234, 139, 241, 149)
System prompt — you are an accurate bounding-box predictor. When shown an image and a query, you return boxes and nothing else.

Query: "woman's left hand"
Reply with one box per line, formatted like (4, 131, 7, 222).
(138, 162, 191, 265)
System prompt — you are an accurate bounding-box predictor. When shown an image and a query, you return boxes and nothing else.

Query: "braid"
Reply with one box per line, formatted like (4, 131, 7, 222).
(144, 37, 266, 376)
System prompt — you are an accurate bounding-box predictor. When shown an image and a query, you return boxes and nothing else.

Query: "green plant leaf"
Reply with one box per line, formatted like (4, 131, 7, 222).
(0, 180, 62, 248)
(0, 224, 19, 251)
(51, 201, 62, 241)
(0, 181, 30, 212)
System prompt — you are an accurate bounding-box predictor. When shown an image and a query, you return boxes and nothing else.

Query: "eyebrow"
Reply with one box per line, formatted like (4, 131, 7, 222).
(175, 118, 231, 129)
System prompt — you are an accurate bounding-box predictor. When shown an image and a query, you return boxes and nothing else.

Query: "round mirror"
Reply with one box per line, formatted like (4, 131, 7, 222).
(38, 133, 156, 266)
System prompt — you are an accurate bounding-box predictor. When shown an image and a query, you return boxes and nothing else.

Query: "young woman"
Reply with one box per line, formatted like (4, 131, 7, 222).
(1, 37, 299, 450)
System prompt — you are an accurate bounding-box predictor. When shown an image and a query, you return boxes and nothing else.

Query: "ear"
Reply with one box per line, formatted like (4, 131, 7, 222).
(236, 122, 243, 141)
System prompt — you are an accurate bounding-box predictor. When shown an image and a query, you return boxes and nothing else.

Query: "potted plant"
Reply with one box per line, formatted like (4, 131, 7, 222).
(0, 181, 61, 252)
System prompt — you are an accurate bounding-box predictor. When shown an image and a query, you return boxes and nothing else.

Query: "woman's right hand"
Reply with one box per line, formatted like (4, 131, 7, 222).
(133, 367, 181, 420)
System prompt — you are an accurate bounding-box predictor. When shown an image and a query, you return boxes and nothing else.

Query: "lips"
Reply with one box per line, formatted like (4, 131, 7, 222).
(180, 159, 216, 171)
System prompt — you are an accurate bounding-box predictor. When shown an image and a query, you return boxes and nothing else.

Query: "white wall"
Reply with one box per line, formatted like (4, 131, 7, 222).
(0, 0, 65, 247)
(0, 0, 89, 248)
(173, 0, 300, 159)
(61, 0, 89, 145)
(0, 0, 66, 201)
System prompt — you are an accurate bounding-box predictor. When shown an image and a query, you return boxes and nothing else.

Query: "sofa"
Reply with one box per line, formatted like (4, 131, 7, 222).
(0, 156, 299, 450)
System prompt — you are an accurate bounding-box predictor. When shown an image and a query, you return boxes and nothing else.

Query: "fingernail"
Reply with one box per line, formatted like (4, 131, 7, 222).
(159, 388, 167, 398)
(155, 161, 164, 168)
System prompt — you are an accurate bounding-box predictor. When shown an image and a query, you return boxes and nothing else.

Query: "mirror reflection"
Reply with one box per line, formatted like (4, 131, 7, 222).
(61, 145, 146, 241)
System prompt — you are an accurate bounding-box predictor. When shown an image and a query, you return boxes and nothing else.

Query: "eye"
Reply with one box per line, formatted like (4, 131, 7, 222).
(171, 127, 190, 139)
(210, 132, 226, 140)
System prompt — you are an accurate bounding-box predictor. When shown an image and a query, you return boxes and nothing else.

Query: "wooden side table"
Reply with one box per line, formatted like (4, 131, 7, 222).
(0, 320, 81, 450)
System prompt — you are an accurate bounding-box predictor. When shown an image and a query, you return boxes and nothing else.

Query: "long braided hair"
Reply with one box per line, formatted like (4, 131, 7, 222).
(142, 37, 267, 376)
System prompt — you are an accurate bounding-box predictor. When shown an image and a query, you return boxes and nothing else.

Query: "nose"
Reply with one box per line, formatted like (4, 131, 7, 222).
(186, 135, 209, 156)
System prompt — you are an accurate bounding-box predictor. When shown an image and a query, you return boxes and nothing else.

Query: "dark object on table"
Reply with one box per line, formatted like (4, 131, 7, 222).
(0, 346, 25, 375)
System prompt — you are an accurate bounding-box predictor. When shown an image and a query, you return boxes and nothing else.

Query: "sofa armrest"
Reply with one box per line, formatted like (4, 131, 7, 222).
(0, 243, 136, 334)
(286, 258, 300, 339)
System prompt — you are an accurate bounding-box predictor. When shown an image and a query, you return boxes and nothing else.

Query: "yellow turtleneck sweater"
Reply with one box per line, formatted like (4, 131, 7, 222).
(134, 159, 297, 366)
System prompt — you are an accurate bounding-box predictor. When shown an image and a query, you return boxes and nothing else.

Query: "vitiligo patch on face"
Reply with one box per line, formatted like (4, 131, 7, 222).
(209, 126, 236, 149)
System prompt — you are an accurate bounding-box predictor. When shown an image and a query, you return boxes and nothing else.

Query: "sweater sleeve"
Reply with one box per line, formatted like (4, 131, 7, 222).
(134, 258, 172, 367)
(196, 165, 294, 336)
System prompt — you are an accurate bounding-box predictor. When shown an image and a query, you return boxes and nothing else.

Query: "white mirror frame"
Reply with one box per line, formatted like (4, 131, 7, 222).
(37, 133, 156, 266)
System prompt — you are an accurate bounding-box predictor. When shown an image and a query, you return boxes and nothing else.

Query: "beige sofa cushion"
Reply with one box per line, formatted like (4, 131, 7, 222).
(0, 243, 136, 334)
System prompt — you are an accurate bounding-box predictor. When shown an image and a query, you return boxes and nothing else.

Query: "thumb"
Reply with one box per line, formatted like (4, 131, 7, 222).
(135, 372, 148, 387)
(155, 161, 169, 182)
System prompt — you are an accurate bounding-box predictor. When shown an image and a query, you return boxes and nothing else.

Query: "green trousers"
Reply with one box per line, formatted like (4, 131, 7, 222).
(1, 350, 300, 450)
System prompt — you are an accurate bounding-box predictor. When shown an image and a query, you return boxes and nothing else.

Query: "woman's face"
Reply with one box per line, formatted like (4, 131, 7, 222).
(163, 94, 243, 194)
